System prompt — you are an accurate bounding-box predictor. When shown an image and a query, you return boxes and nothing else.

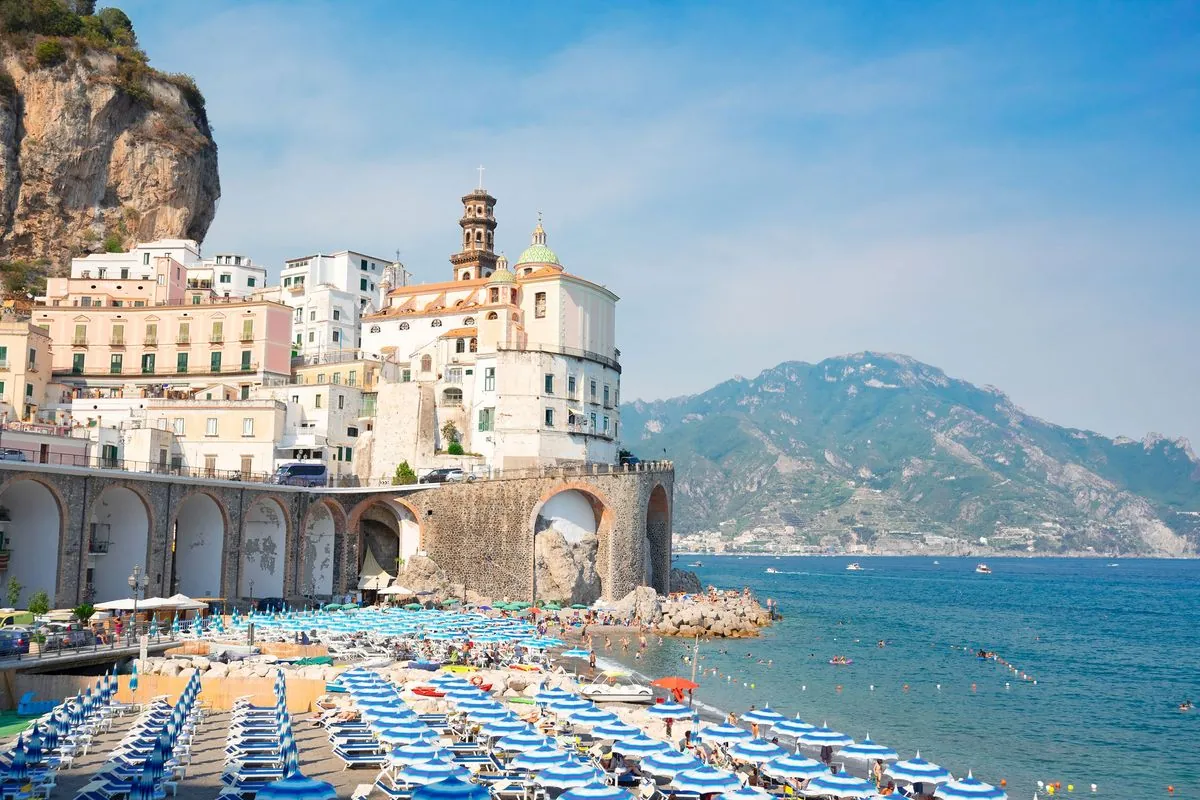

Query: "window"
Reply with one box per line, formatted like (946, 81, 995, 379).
(590, 379, 597, 400)
(309, 310, 316, 321)
(145, 323, 157, 345)
(333, 372, 342, 385)
(484, 367, 495, 391)
(399, 322, 410, 331)
(241, 350, 252, 370)
(110, 354, 123, 374)
(332, 330, 340, 343)
(24, 382, 30, 397)
(241, 384, 250, 400)
(314, 393, 322, 408)
(446, 367, 462, 384)
(73, 323, 87, 345)
(98, 268, 107, 279)
(0, 345, 6, 365)
(535, 292, 547, 318)
(369, 325, 381, 333)
(443, 387, 463, 404)
(361, 258, 368, 270)
(241, 319, 254, 340)
(134, 300, 145, 307)
(603, 385, 610, 406)
(109, 324, 123, 345)
(544, 408, 554, 427)
(348, 371, 357, 387)
(463, 316, 475, 325)
(360, 278, 368, 291)
(316, 373, 325, 383)
(247, 276, 257, 287)
(490, 287, 499, 303)
(71, 352, 85, 374)
(421, 355, 432, 372)
(333, 309, 341, 321)
(191, 295, 201, 305)
(178, 322, 190, 343)
(455, 338, 465, 353)
(242, 418, 254, 436)
(544, 374, 554, 394)
(603, 415, 610, 435)
(337, 394, 345, 409)
(486, 311, 498, 320)
(294, 307, 302, 322)
(590, 412, 598, 431)
(347, 426, 359, 437)
(219, 273, 232, 284)
(308, 332, 315, 342)
(401, 369, 412, 382)
(141, 353, 155, 374)
(142, 252, 150, 265)
(431, 319, 442, 328)
(291, 394, 300, 404)
(172, 418, 184, 435)
(177, 352, 189, 373)
(469, 337, 477, 353)
(206, 417, 218, 436)
(478, 407, 494, 432)
(568, 375, 577, 397)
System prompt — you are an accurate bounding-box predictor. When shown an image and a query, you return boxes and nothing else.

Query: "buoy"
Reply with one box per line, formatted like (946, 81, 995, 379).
(902, 684, 910, 692)
(1067, 785, 1074, 792)
(870, 685, 875, 691)
(750, 683, 755, 689)
(1000, 779, 1006, 787)
(971, 683, 977, 692)
(1167, 786, 1174, 793)
(1090, 785, 1097, 793)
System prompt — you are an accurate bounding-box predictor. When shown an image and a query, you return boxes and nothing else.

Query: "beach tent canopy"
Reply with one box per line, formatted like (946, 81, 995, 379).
(379, 585, 416, 596)
(94, 597, 171, 611)
(161, 594, 207, 610)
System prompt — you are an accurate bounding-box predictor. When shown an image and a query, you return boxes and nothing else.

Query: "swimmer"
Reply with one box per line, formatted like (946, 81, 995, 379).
(1180, 700, 1194, 712)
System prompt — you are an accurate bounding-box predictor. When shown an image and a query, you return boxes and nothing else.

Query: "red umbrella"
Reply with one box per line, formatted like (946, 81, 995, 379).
(650, 676, 699, 703)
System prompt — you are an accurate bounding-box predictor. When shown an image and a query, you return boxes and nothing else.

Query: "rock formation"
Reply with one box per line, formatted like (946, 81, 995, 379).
(0, 41, 219, 270)
(395, 554, 451, 595)
(535, 529, 602, 606)
(669, 567, 701, 594)
(656, 593, 771, 638)
(611, 585, 663, 625)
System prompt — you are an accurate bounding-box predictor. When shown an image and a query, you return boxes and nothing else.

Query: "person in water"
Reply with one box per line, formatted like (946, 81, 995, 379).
(1180, 700, 1194, 711)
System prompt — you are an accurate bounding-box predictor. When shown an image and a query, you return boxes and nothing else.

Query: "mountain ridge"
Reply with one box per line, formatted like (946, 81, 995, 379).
(622, 352, 1199, 556)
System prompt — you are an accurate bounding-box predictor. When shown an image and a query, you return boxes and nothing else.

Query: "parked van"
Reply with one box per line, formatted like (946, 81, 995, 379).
(273, 462, 328, 487)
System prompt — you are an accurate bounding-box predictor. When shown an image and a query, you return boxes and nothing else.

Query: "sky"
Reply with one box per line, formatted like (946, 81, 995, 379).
(124, 0, 1200, 444)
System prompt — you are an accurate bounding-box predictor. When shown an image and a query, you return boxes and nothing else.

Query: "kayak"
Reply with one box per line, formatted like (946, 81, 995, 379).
(408, 661, 441, 671)
(442, 665, 478, 673)
(510, 697, 535, 704)
(412, 686, 446, 698)
(512, 664, 542, 672)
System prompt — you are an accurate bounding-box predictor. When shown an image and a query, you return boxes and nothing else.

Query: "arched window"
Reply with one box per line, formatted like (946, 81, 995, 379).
(369, 325, 381, 333)
(431, 319, 442, 328)
(486, 312, 498, 321)
(469, 337, 478, 353)
(455, 338, 465, 353)
(399, 322, 410, 330)
(421, 355, 432, 372)
(443, 387, 463, 404)
(461, 271, 470, 280)
(464, 232, 470, 247)
(463, 316, 475, 325)
(474, 230, 482, 242)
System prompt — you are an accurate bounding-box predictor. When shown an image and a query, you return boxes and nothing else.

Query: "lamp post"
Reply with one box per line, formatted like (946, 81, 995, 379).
(127, 564, 148, 639)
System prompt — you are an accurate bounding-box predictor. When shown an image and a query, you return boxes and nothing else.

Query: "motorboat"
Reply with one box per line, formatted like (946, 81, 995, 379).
(975, 563, 992, 574)
(846, 562, 864, 571)
(687, 561, 703, 568)
(1107, 562, 1119, 567)
(765, 567, 780, 574)
(933, 560, 940, 565)
(579, 671, 654, 704)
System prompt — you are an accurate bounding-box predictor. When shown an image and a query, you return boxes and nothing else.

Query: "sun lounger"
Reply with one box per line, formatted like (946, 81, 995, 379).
(334, 746, 386, 770)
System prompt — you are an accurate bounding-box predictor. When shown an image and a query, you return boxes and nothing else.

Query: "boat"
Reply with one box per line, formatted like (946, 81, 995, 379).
(1107, 563, 1119, 567)
(975, 563, 992, 574)
(765, 567, 780, 574)
(828, 657, 853, 666)
(412, 686, 446, 698)
(687, 561, 703, 568)
(846, 562, 864, 571)
(579, 670, 654, 704)
(933, 560, 940, 565)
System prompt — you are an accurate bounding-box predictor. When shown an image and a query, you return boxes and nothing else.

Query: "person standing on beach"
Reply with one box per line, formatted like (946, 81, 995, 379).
(665, 716, 674, 740)
(872, 759, 884, 788)
(588, 650, 597, 675)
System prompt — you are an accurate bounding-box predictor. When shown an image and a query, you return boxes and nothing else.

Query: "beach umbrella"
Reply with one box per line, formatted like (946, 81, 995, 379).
(533, 687, 574, 704)
(456, 697, 503, 712)
(729, 738, 786, 763)
(774, 716, 816, 737)
(568, 706, 619, 726)
(480, 718, 530, 737)
(129, 660, 139, 696)
(496, 730, 551, 752)
(255, 772, 339, 800)
(763, 753, 827, 781)
(697, 723, 753, 744)
(611, 734, 670, 758)
(671, 765, 743, 794)
(24, 726, 43, 766)
(466, 707, 513, 723)
(649, 676, 698, 692)
(131, 766, 159, 800)
(6, 736, 28, 781)
(797, 723, 854, 749)
(560, 648, 592, 659)
(411, 776, 491, 800)
(805, 773, 877, 799)
(560, 782, 635, 800)
(742, 705, 786, 726)
(640, 749, 702, 777)
(534, 759, 607, 789)
(647, 702, 692, 719)
(398, 758, 472, 785)
(377, 726, 437, 746)
(719, 788, 772, 800)
(935, 772, 1007, 800)
(591, 721, 640, 740)
(887, 754, 953, 786)
(509, 745, 572, 771)
(838, 736, 899, 762)
(548, 696, 594, 714)
(389, 744, 457, 766)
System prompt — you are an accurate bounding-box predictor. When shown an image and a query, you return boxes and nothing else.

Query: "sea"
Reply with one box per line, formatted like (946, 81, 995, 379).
(599, 556, 1200, 798)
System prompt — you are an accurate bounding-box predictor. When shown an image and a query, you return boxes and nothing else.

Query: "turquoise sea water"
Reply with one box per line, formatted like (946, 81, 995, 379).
(601, 556, 1200, 798)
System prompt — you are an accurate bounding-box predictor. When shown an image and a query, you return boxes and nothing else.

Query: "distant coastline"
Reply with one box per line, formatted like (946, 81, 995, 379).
(671, 550, 1193, 559)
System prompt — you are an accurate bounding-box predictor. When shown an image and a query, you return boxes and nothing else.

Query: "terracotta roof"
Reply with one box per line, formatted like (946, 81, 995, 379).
(441, 326, 479, 338)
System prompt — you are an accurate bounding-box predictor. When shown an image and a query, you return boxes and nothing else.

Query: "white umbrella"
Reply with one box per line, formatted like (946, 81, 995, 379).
(380, 585, 417, 596)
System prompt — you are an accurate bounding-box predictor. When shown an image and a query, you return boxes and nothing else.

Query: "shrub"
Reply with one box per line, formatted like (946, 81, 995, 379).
(392, 461, 417, 486)
(447, 442, 465, 456)
(73, 602, 95, 621)
(34, 39, 67, 67)
(103, 233, 122, 252)
(440, 421, 460, 446)
(0, 69, 16, 101)
(28, 590, 51, 616)
(5, 577, 22, 608)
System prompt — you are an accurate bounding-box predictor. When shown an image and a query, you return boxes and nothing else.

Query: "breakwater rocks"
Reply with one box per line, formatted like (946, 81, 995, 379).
(656, 591, 772, 638)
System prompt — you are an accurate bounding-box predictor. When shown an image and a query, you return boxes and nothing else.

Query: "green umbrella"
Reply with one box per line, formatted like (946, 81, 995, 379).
(571, 604, 588, 610)
(544, 603, 562, 611)
(404, 603, 423, 610)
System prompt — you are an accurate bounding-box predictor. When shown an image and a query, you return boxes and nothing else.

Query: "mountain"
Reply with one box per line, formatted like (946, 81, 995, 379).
(0, 3, 219, 278)
(622, 353, 1200, 556)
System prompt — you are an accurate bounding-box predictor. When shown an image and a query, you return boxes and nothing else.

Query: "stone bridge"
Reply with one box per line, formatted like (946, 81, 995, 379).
(0, 461, 673, 608)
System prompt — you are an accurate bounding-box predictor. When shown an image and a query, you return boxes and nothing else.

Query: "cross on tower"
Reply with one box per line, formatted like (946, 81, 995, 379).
(477, 164, 486, 189)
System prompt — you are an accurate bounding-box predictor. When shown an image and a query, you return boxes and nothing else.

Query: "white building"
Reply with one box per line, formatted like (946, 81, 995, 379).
(272, 250, 390, 358)
(189, 253, 268, 298)
(358, 187, 621, 476)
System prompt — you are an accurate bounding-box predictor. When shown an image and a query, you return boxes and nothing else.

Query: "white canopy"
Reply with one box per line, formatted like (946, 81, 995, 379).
(94, 597, 170, 611)
(161, 593, 207, 610)
(378, 585, 416, 596)
(357, 549, 394, 591)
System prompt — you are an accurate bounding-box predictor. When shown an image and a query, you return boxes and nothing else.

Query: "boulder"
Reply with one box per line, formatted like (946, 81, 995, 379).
(534, 529, 602, 606)
(669, 568, 702, 594)
(397, 555, 451, 595)
(190, 657, 211, 672)
(159, 660, 181, 677)
(613, 586, 663, 624)
(206, 662, 229, 679)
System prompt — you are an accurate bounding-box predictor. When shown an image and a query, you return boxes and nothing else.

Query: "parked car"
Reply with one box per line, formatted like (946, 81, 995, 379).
(272, 462, 328, 487)
(0, 449, 27, 462)
(418, 468, 471, 484)
(0, 629, 30, 657)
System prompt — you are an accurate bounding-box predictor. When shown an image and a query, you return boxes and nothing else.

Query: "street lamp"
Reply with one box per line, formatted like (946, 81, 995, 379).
(128, 564, 149, 636)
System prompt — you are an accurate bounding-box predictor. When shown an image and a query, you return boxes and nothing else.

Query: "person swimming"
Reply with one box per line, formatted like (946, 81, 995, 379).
(1180, 700, 1194, 711)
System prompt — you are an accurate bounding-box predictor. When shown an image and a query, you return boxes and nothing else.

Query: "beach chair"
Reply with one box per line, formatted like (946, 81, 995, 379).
(333, 746, 386, 770)
(352, 784, 375, 800)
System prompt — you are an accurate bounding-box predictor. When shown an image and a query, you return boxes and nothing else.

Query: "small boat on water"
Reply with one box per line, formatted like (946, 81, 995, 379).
(933, 560, 940, 565)
(846, 562, 864, 571)
(975, 563, 992, 574)
(579, 671, 654, 704)
(687, 561, 703, 567)
(1107, 562, 1119, 567)
(829, 656, 853, 666)
(765, 567, 780, 574)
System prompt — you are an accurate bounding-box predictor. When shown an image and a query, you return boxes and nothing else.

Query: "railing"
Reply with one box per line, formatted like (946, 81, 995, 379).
(144, 336, 158, 346)
(89, 539, 110, 555)
(290, 350, 387, 367)
(72, 337, 87, 346)
(176, 336, 190, 344)
(0, 447, 280, 483)
(54, 362, 260, 378)
(0, 625, 182, 666)
(496, 342, 621, 372)
(210, 335, 224, 343)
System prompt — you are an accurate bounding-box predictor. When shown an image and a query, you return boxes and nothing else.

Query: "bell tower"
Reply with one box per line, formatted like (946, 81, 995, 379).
(450, 168, 498, 281)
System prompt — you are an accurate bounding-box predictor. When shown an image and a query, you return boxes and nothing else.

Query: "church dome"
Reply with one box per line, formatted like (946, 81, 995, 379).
(514, 218, 561, 267)
(489, 253, 516, 283)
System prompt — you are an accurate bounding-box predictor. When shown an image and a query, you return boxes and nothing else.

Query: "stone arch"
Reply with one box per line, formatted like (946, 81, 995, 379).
(300, 499, 346, 598)
(528, 483, 613, 605)
(646, 483, 671, 594)
(87, 484, 153, 603)
(170, 491, 228, 599)
(347, 496, 423, 593)
(239, 495, 289, 599)
(0, 476, 65, 606)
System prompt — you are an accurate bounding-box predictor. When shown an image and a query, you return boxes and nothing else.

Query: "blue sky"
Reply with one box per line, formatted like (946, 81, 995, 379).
(124, 1, 1200, 444)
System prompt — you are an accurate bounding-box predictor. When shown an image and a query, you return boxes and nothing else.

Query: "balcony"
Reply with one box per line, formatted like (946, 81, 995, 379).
(240, 332, 254, 342)
(0, 361, 7, 371)
(72, 337, 88, 346)
(144, 337, 158, 347)
(110, 338, 126, 347)
(176, 336, 191, 345)
(210, 335, 224, 344)
(286, 282, 305, 294)
(89, 539, 110, 555)
(54, 361, 259, 379)
(187, 279, 213, 289)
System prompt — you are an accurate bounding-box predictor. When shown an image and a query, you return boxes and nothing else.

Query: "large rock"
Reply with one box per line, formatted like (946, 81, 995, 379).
(534, 530, 602, 606)
(613, 586, 663, 624)
(669, 568, 702, 594)
(397, 555, 451, 595)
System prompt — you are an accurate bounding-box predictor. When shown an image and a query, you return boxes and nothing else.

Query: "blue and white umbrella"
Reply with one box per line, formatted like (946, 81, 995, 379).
(697, 723, 752, 744)
(611, 734, 670, 758)
(887, 753, 953, 786)
(480, 718, 530, 737)
(496, 731, 552, 752)
(255, 772, 339, 800)
(805, 773, 877, 799)
(774, 715, 815, 737)
(466, 707, 512, 722)
(640, 749, 702, 777)
(560, 648, 592, 659)
(646, 702, 692, 719)
(533, 687, 574, 703)
(569, 706, 619, 726)
(797, 723, 854, 749)
(763, 753, 827, 781)
(560, 782, 635, 800)
(671, 765, 743, 794)
(398, 758, 471, 785)
(591, 721, 640, 739)
(838, 736, 899, 762)
(549, 697, 595, 714)
(935, 772, 1007, 800)
(129, 661, 139, 695)
(533, 759, 606, 789)
(741, 705, 786, 726)
(377, 726, 437, 746)
(457, 697, 504, 712)
(411, 776, 491, 800)
(389, 743, 456, 766)
(719, 788, 771, 800)
(509, 745, 571, 771)
(729, 738, 786, 763)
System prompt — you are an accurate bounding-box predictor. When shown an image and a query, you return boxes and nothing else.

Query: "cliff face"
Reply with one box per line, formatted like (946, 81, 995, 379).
(0, 47, 218, 270)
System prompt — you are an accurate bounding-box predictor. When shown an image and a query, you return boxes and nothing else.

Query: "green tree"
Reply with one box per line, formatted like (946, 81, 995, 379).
(392, 461, 417, 486)
(30, 0, 83, 36)
(103, 232, 122, 252)
(28, 590, 50, 616)
(440, 421, 460, 446)
(5, 576, 22, 608)
(69, 0, 96, 14)
(34, 39, 67, 68)
(73, 602, 95, 622)
(447, 442, 464, 456)
(95, 6, 134, 45)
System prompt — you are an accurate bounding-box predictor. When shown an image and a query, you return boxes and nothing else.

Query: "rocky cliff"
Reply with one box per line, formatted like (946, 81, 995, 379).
(0, 29, 218, 272)
(624, 353, 1200, 556)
